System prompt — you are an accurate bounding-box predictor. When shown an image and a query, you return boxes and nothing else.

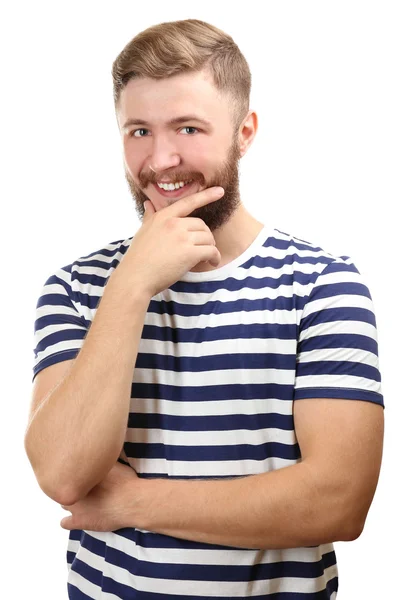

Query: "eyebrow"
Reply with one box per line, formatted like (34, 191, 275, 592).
(122, 114, 212, 131)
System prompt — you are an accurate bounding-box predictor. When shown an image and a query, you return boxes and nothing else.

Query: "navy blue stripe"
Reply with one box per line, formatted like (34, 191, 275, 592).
(136, 351, 296, 371)
(74, 240, 129, 260)
(149, 291, 305, 316)
(124, 440, 300, 461)
(131, 382, 294, 401)
(74, 257, 123, 272)
(128, 411, 294, 432)
(100, 574, 337, 600)
(36, 291, 76, 309)
(79, 531, 106, 558)
(69, 557, 103, 587)
(298, 332, 378, 356)
(301, 306, 376, 329)
(37, 273, 73, 297)
(169, 270, 332, 295)
(67, 583, 96, 600)
(246, 253, 334, 269)
(34, 312, 87, 333)
(69, 529, 84, 541)
(295, 387, 383, 405)
(67, 550, 77, 564)
(310, 280, 371, 302)
(33, 350, 80, 380)
(33, 327, 86, 355)
(142, 322, 297, 343)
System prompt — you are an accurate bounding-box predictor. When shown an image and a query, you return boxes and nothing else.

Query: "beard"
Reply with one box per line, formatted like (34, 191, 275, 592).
(123, 136, 242, 232)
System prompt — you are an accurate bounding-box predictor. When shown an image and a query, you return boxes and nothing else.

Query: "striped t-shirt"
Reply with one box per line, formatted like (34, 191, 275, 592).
(32, 224, 384, 599)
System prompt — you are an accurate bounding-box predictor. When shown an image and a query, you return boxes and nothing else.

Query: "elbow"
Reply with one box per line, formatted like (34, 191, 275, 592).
(24, 442, 80, 505)
(34, 471, 82, 506)
(305, 486, 368, 545)
(42, 481, 81, 506)
(305, 510, 365, 546)
(40, 468, 101, 505)
(338, 512, 366, 542)
(321, 503, 367, 543)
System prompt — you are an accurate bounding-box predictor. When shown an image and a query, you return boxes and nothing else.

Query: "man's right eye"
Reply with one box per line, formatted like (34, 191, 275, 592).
(130, 129, 149, 138)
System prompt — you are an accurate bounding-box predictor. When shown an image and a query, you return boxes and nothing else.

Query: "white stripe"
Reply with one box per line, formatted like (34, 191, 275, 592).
(107, 533, 334, 566)
(299, 347, 379, 367)
(125, 427, 297, 447)
(34, 339, 83, 366)
(299, 318, 377, 341)
(295, 373, 381, 393)
(133, 366, 296, 387)
(303, 292, 375, 317)
(132, 456, 296, 476)
(68, 567, 102, 599)
(139, 337, 296, 357)
(132, 397, 294, 417)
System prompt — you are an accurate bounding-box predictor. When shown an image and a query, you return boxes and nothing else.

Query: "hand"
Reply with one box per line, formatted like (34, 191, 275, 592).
(112, 186, 225, 299)
(60, 461, 142, 532)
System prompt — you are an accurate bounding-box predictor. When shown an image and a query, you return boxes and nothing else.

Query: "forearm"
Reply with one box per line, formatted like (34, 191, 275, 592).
(26, 273, 150, 505)
(135, 462, 354, 549)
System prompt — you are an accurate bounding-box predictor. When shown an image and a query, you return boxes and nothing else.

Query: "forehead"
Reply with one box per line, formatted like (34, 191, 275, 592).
(117, 70, 230, 129)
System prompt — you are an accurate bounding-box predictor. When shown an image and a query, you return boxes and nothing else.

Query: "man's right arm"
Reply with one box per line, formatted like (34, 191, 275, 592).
(24, 272, 151, 506)
(25, 186, 224, 506)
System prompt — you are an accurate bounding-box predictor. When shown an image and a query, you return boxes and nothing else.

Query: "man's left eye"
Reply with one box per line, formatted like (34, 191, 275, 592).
(181, 127, 199, 134)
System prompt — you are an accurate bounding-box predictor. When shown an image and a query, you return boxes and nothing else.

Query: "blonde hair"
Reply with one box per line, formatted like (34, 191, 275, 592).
(112, 19, 252, 134)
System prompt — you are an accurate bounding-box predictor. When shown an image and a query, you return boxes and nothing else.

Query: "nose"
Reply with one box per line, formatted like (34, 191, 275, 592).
(148, 136, 181, 174)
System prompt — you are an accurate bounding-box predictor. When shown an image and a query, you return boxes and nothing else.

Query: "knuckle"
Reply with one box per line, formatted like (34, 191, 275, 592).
(164, 218, 178, 231)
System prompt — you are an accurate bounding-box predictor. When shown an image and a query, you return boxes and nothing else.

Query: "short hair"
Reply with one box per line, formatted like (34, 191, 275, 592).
(112, 19, 252, 134)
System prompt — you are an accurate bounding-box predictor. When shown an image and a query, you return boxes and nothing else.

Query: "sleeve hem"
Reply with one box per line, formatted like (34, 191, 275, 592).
(32, 349, 81, 382)
(294, 387, 384, 407)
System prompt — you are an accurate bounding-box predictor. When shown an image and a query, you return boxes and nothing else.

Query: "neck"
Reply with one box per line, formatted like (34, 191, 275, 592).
(189, 203, 264, 273)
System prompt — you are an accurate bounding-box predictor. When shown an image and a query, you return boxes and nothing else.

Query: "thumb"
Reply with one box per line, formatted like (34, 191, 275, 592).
(143, 200, 155, 219)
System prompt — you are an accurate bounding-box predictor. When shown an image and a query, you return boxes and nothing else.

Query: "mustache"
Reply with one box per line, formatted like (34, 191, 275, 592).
(140, 173, 203, 186)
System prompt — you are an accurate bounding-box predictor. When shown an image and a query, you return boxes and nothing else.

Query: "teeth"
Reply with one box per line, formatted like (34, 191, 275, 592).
(157, 180, 192, 191)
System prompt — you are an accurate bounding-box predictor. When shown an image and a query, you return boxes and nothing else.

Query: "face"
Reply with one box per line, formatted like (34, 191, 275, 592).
(117, 69, 250, 231)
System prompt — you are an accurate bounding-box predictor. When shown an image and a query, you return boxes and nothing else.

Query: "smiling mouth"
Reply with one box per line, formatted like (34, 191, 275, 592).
(152, 180, 197, 198)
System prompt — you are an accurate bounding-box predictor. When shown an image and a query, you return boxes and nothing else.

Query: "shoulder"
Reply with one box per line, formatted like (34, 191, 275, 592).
(42, 235, 134, 316)
(64, 235, 133, 288)
(271, 228, 359, 292)
(272, 227, 351, 264)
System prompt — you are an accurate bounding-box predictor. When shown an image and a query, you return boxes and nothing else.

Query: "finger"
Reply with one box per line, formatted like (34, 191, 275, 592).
(164, 186, 225, 219)
(60, 517, 72, 529)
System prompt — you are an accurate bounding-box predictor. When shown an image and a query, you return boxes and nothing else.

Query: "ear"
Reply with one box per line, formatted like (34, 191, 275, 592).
(239, 110, 258, 157)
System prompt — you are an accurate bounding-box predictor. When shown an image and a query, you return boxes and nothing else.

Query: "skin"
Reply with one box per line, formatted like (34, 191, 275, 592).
(116, 68, 265, 272)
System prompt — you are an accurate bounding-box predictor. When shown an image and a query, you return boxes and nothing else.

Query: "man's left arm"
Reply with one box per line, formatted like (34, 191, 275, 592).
(131, 397, 384, 549)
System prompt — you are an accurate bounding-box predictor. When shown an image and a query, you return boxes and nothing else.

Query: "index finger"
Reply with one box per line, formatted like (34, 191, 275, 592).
(163, 186, 225, 218)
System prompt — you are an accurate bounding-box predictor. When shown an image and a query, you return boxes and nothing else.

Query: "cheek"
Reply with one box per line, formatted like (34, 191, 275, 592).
(185, 144, 211, 175)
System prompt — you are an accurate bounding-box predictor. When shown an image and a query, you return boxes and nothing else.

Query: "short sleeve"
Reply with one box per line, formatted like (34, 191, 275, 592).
(32, 265, 89, 382)
(294, 258, 384, 407)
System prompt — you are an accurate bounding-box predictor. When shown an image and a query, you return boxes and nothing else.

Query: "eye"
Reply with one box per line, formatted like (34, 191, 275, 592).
(181, 126, 199, 135)
(131, 128, 149, 138)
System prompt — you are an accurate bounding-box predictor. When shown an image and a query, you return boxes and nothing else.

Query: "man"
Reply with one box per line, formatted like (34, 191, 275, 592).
(25, 18, 384, 599)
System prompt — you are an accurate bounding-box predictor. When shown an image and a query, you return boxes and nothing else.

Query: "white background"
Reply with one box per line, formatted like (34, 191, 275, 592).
(1, 1, 398, 598)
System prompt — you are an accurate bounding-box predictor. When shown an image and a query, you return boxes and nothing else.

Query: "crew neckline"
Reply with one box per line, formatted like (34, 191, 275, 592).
(179, 225, 276, 282)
